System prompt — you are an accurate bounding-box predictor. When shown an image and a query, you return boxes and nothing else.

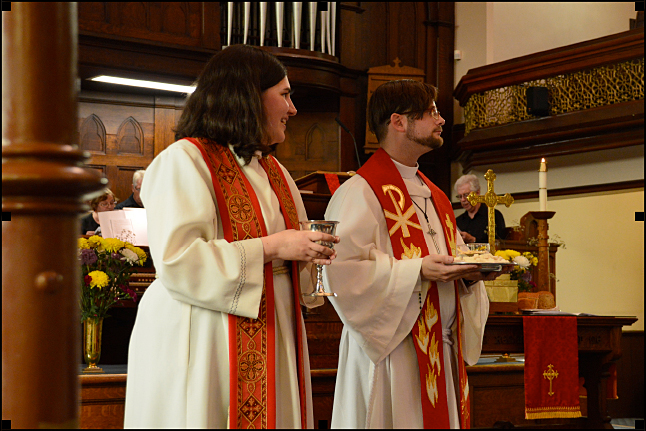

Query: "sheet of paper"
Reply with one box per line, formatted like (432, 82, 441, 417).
(122, 208, 148, 246)
(110, 218, 136, 244)
(97, 209, 148, 246)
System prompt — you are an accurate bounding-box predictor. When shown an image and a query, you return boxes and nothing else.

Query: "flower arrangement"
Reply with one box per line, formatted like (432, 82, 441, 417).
(494, 249, 538, 292)
(78, 235, 147, 321)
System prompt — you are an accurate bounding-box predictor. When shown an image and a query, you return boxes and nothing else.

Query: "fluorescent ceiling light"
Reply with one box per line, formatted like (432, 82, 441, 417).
(89, 75, 196, 93)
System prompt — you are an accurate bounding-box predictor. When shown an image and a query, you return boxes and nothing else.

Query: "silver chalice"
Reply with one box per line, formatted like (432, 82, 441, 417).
(299, 220, 339, 297)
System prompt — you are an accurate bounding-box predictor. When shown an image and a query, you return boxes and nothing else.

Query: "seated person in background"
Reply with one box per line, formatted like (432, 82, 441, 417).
(80, 188, 117, 235)
(454, 174, 506, 243)
(115, 169, 145, 209)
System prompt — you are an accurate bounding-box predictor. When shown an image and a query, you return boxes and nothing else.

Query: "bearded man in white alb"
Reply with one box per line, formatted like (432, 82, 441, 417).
(324, 79, 502, 428)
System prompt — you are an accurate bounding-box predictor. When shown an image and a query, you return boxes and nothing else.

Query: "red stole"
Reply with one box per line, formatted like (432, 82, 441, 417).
(357, 148, 471, 429)
(186, 138, 307, 429)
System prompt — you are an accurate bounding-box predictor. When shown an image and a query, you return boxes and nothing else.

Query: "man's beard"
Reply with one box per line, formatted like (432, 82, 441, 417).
(406, 123, 443, 149)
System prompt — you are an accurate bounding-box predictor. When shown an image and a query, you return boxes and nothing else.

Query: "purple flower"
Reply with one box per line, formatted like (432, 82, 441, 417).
(80, 249, 98, 266)
(119, 284, 138, 303)
(111, 252, 121, 260)
(521, 272, 532, 282)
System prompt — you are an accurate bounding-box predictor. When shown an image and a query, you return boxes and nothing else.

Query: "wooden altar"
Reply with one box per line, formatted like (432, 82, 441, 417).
(80, 315, 636, 429)
(475, 315, 637, 429)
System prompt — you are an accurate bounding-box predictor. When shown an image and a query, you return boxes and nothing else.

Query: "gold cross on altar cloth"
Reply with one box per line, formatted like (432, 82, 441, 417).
(543, 364, 559, 396)
(466, 169, 514, 253)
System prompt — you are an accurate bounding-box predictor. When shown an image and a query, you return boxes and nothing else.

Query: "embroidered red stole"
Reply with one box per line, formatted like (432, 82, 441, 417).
(186, 138, 307, 429)
(358, 148, 471, 429)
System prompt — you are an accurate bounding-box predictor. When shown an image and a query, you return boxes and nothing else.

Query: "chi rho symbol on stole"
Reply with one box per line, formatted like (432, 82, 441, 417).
(381, 185, 421, 238)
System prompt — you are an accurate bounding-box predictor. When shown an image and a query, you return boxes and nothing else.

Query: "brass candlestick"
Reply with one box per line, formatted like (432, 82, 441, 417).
(529, 211, 555, 295)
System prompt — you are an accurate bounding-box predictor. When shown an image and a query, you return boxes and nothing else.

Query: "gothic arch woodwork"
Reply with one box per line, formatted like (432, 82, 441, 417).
(161, 3, 189, 36)
(116, 117, 144, 155)
(121, 2, 147, 31)
(80, 114, 107, 154)
(78, 2, 107, 23)
(305, 123, 326, 160)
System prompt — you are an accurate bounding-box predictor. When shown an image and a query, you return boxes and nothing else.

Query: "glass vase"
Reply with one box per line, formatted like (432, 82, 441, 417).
(82, 317, 104, 373)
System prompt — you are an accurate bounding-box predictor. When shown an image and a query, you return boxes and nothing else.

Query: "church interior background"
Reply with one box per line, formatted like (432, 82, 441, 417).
(3, 2, 643, 429)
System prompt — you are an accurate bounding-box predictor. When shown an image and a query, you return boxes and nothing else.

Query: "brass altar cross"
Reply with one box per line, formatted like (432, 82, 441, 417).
(543, 364, 559, 396)
(466, 169, 514, 253)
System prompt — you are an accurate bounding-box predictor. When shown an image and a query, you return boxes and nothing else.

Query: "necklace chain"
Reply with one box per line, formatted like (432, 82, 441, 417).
(413, 174, 442, 254)
(413, 175, 437, 310)
(411, 196, 441, 254)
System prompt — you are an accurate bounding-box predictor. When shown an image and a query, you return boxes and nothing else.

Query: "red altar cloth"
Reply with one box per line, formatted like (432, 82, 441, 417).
(523, 316, 582, 419)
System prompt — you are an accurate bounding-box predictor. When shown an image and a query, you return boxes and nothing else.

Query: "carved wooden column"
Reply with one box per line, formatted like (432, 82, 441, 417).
(2, 3, 105, 428)
(529, 211, 556, 296)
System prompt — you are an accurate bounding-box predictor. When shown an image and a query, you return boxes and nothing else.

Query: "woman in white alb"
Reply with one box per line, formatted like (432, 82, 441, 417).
(124, 45, 339, 429)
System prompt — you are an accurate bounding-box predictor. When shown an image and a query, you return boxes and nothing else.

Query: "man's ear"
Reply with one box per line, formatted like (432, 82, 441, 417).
(389, 113, 407, 133)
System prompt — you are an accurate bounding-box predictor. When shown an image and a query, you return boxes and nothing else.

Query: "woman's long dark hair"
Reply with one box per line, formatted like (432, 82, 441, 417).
(174, 45, 287, 164)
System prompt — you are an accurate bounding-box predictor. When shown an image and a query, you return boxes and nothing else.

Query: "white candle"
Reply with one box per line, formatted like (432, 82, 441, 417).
(539, 158, 547, 211)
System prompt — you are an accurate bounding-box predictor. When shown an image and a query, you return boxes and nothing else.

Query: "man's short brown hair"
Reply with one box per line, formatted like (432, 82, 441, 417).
(368, 80, 438, 143)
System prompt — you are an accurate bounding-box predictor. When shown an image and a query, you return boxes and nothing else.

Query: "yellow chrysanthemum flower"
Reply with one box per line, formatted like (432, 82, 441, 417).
(495, 250, 510, 260)
(506, 249, 521, 259)
(78, 238, 90, 249)
(102, 238, 125, 253)
(88, 270, 109, 289)
(87, 235, 104, 249)
(532, 257, 538, 266)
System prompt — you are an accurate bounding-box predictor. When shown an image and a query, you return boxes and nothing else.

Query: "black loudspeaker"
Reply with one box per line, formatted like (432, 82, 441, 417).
(526, 86, 550, 116)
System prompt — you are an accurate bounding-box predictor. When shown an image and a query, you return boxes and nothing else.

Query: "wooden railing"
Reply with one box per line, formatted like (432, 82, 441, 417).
(452, 28, 644, 171)
(454, 28, 643, 104)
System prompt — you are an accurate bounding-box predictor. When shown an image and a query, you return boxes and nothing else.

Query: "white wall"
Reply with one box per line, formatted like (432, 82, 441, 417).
(460, 146, 644, 197)
(490, 2, 636, 63)
(452, 3, 644, 330)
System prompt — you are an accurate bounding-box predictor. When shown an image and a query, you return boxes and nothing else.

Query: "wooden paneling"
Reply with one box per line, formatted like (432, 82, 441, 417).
(608, 331, 645, 419)
(80, 374, 126, 429)
(423, 2, 456, 194)
(274, 112, 340, 180)
(78, 91, 184, 201)
(78, 97, 153, 201)
(467, 364, 531, 428)
(78, 2, 212, 48)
